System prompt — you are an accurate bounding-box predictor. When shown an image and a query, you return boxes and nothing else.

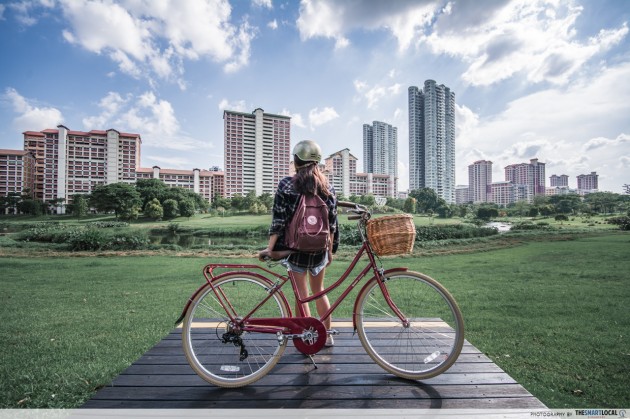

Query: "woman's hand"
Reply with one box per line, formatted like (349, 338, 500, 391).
(258, 248, 272, 261)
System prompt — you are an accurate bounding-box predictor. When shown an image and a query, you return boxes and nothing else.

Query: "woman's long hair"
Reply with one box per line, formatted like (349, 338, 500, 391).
(293, 157, 332, 197)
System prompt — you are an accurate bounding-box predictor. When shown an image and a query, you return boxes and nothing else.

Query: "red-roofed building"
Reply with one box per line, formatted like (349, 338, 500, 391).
(0, 149, 36, 213)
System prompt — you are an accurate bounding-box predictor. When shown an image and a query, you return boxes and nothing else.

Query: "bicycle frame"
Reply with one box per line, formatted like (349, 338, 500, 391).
(176, 239, 410, 333)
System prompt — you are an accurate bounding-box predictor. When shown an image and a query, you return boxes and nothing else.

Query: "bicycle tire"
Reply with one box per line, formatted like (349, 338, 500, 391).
(182, 273, 290, 388)
(354, 271, 464, 380)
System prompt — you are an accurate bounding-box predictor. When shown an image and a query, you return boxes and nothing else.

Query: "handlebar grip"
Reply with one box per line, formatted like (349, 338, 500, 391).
(337, 201, 357, 209)
(348, 215, 362, 220)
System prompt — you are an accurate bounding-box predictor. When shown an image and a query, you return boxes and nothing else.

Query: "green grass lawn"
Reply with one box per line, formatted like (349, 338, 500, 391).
(1, 232, 628, 408)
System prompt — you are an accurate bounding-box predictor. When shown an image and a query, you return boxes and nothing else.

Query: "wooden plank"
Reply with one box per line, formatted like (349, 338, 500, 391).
(87, 383, 536, 402)
(82, 396, 545, 409)
(121, 361, 506, 376)
(83, 325, 547, 409)
(111, 372, 518, 387)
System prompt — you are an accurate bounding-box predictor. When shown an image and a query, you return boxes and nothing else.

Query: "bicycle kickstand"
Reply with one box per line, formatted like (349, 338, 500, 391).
(306, 354, 318, 369)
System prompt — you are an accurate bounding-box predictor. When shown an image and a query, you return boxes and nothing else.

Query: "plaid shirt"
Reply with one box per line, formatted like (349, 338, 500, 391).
(270, 176, 339, 253)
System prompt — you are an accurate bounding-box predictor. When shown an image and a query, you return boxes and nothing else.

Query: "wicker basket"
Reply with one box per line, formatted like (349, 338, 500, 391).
(366, 214, 416, 256)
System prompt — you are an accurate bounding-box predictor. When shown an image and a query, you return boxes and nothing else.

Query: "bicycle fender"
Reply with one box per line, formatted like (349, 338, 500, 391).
(175, 272, 292, 326)
(175, 282, 209, 326)
(351, 267, 408, 331)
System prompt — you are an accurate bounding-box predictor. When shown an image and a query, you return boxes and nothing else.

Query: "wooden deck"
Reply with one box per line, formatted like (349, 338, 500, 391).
(83, 323, 546, 409)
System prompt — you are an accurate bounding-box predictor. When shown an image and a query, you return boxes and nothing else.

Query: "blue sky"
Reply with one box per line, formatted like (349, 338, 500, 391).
(1, 0, 629, 193)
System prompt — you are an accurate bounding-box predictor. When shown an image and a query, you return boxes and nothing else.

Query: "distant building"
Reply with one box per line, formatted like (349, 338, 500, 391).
(504, 158, 546, 203)
(223, 108, 291, 198)
(323, 148, 396, 199)
(550, 174, 569, 187)
(468, 160, 492, 203)
(10, 126, 225, 214)
(577, 172, 598, 193)
(363, 121, 397, 179)
(491, 181, 527, 207)
(546, 186, 574, 196)
(136, 167, 224, 203)
(408, 80, 456, 203)
(455, 185, 470, 204)
(0, 149, 36, 213)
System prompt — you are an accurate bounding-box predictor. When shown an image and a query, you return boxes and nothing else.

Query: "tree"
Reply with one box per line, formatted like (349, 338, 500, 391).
(163, 199, 179, 219)
(584, 192, 619, 214)
(436, 203, 454, 218)
(403, 197, 416, 214)
(230, 194, 244, 211)
(243, 190, 258, 211)
(90, 183, 142, 219)
(549, 194, 582, 215)
(409, 188, 442, 214)
(179, 199, 195, 218)
(17, 199, 43, 216)
(136, 178, 168, 209)
(477, 206, 499, 220)
(258, 193, 274, 212)
(72, 194, 88, 220)
(145, 198, 164, 220)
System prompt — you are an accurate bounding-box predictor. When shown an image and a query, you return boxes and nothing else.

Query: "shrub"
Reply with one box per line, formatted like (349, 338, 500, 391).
(607, 216, 630, 230)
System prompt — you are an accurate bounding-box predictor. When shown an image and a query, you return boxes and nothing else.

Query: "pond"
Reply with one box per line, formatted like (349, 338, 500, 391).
(148, 232, 267, 248)
(485, 222, 512, 233)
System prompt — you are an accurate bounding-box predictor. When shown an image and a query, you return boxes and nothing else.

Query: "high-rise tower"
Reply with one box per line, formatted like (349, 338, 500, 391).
(468, 160, 492, 203)
(408, 80, 455, 203)
(223, 108, 291, 198)
(363, 121, 397, 179)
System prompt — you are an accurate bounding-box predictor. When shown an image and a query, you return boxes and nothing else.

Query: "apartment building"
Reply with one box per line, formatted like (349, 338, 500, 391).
(136, 167, 224, 203)
(577, 172, 598, 193)
(323, 148, 396, 198)
(504, 158, 546, 203)
(363, 121, 398, 179)
(0, 149, 36, 213)
(21, 126, 142, 211)
(468, 160, 493, 203)
(7, 125, 225, 214)
(223, 108, 291, 198)
(408, 80, 456, 203)
(550, 174, 569, 187)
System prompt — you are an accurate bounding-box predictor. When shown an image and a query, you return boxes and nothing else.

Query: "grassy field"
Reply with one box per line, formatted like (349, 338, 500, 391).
(0, 211, 620, 231)
(1, 231, 628, 408)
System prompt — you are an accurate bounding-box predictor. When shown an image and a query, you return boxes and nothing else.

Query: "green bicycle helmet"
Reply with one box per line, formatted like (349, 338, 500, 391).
(293, 140, 322, 164)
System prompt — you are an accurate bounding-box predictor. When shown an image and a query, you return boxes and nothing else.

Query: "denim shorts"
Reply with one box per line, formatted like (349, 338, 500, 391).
(285, 252, 328, 276)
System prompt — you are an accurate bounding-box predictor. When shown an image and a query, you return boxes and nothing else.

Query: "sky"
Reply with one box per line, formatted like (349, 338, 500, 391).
(0, 0, 629, 194)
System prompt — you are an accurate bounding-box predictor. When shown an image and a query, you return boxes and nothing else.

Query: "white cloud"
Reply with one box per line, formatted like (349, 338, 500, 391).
(296, 1, 628, 87)
(145, 155, 192, 168)
(218, 99, 249, 112)
(280, 109, 306, 129)
(3, 88, 64, 132)
(0, 4, 6, 20)
(455, 62, 630, 192)
(268, 19, 278, 30)
(296, 0, 434, 51)
(80, 91, 211, 152)
(308, 107, 339, 129)
(354, 80, 402, 109)
(57, 0, 256, 84)
(82, 92, 129, 129)
(253, 0, 273, 9)
(424, 0, 629, 86)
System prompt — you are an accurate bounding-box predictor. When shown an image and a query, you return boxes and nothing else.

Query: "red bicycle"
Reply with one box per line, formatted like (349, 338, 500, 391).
(176, 201, 464, 388)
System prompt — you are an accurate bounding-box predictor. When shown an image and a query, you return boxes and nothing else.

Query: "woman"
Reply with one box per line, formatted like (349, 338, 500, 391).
(259, 140, 338, 346)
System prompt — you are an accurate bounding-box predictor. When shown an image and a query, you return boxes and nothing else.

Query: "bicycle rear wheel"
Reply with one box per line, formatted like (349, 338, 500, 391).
(355, 271, 464, 380)
(182, 273, 290, 388)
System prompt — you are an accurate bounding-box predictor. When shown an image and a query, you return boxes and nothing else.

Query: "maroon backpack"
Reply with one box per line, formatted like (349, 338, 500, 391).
(285, 193, 330, 252)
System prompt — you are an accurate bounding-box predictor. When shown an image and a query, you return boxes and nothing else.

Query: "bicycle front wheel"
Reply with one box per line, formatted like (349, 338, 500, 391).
(182, 273, 290, 388)
(355, 271, 464, 380)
